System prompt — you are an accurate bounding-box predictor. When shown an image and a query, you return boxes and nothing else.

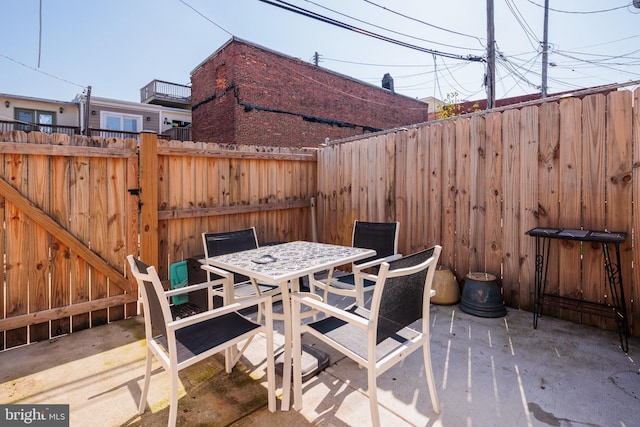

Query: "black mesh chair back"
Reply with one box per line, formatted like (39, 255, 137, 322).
(352, 221, 399, 266)
(203, 227, 258, 283)
(375, 247, 435, 344)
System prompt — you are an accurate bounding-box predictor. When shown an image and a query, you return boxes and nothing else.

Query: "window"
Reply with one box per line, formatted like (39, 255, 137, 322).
(14, 108, 56, 133)
(100, 112, 142, 133)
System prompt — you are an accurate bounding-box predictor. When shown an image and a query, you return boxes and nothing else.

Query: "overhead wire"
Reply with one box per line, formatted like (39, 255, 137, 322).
(525, 0, 631, 14)
(301, 0, 483, 51)
(0, 52, 86, 89)
(504, 0, 540, 51)
(178, 0, 233, 36)
(361, 0, 486, 48)
(257, 0, 485, 62)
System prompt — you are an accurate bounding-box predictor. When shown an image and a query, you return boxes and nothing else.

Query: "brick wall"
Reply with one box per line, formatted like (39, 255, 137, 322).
(191, 38, 429, 148)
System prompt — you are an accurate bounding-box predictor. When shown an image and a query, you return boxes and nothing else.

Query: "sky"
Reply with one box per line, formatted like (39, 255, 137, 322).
(1, 0, 639, 105)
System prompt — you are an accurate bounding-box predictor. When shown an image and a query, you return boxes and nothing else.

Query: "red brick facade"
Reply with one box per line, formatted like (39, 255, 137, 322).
(190, 38, 429, 148)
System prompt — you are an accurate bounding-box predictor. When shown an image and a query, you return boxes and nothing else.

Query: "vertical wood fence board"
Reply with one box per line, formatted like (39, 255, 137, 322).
(518, 106, 539, 310)
(171, 140, 186, 263)
(404, 128, 420, 253)
(455, 119, 472, 278)
(558, 98, 583, 326)
(316, 147, 328, 243)
(384, 134, 396, 225)
(581, 94, 607, 328)
(70, 156, 90, 332)
(365, 137, 378, 224)
(395, 131, 408, 252)
(139, 133, 159, 274)
(5, 153, 28, 347)
(502, 109, 521, 305)
(374, 134, 388, 223)
(484, 112, 503, 278)
(106, 138, 126, 322)
(50, 147, 71, 336)
(125, 140, 139, 315)
(606, 90, 634, 333)
(350, 142, 362, 243)
(89, 156, 108, 326)
(359, 136, 371, 224)
(631, 87, 640, 335)
(441, 122, 457, 270)
(27, 152, 50, 341)
(339, 142, 352, 244)
(537, 102, 561, 317)
(427, 124, 443, 249)
(182, 142, 199, 256)
(469, 115, 486, 273)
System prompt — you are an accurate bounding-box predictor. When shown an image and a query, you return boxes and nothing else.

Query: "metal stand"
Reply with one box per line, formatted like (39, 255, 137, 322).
(527, 227, 629, 353)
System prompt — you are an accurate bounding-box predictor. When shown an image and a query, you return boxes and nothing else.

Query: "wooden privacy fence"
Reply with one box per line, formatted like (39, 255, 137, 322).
(0, 131, 139, 350)
(0, 131, 317, 350)
(2, 89, 639, 349)
(137, 133, 318, 282)
(316, 88, 640, 337)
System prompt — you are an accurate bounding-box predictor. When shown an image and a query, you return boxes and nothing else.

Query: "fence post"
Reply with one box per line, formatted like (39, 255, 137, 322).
(139, 132, 159, 268)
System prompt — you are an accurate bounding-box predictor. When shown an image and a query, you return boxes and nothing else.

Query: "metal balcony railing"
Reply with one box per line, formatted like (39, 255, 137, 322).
(140, 80, 191, 109)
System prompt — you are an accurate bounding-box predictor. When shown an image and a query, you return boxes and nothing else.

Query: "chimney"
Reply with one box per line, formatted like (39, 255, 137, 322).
(382, 73, 394, 94)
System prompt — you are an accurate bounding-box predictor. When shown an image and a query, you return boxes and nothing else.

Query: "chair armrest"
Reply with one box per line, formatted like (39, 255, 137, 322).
(200, 264, 234, 281)
(164, 278, 227, 298)
(167, 293, 273, 331)
(291, 292, 369, 330)
(353, 253, 403, 272)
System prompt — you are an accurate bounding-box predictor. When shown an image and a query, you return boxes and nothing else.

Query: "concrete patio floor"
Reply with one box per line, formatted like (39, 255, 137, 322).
(1, 295, 638, 427)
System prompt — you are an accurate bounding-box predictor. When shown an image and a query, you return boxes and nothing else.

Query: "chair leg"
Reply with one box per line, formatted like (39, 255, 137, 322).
(169, 367, 180, 427)
(138, 348, 153, 415)
(367, 368, 381, 427)
(423, 342, 441, 415)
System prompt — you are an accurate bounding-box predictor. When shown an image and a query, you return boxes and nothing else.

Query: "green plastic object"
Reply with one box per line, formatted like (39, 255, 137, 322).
(170, 260, 189, 305)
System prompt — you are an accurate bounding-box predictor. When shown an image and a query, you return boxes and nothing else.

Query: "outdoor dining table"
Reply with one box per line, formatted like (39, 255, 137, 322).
(204, 240, 376, 410)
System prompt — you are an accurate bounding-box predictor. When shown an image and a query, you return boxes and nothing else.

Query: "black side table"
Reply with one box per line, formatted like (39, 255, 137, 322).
(526, 227, 629, 353)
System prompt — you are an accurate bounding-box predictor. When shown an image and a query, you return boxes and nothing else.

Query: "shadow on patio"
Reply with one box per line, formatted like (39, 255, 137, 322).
(1, 300, 638, 427)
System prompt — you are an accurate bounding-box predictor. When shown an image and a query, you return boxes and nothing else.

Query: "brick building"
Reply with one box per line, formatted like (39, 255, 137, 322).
(190, 37, 429, 148)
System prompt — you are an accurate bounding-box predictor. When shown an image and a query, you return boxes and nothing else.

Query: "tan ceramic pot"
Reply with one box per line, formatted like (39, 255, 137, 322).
(431, 267, 460, 305)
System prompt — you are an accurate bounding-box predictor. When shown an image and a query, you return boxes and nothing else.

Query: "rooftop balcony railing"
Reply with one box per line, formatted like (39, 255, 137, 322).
(140, 79, 191, 109)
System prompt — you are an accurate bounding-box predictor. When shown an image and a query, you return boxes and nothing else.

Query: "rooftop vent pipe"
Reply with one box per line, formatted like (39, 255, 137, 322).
(382, 73, 394, 94)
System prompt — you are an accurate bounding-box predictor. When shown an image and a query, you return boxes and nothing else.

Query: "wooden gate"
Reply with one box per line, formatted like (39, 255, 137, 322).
(0, 131, 139, 350)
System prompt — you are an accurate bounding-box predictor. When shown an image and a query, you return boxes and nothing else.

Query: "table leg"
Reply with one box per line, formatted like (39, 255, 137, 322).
(279, 279, 292, 411)
(224, 279, 236, 373)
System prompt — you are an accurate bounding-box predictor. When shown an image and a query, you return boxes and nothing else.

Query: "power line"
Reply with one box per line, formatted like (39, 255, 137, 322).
(525, 0, 631, 14)
(361, 0, 485, 47)
(178, 0, 233, 36)
(0, 53, 86, 89)
(301, 0, 483, 51)
(504, 0, 540, 51)
(257, 0, 484, 62)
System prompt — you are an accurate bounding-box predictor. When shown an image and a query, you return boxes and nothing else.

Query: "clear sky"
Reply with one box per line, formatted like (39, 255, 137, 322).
(1, 0, 639, 105)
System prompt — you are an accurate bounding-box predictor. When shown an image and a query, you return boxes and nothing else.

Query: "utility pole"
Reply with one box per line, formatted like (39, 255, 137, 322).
(84, 85, 92, 136)
(541, 0, 549, 98)
(313, 52, 319, 66)
(486, 0, 495, 109)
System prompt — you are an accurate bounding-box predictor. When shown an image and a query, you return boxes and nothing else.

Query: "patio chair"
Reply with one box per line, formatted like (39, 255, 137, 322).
(201, 227, 280, 320)
(292, 246, 442, 427)
(309, 220, 401, 305)
(127, 255, 276, 427)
